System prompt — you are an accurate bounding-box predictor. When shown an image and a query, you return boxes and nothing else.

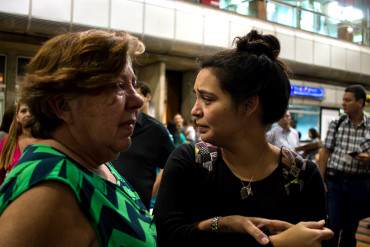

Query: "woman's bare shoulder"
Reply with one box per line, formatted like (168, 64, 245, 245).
(0, 181, 97, 247)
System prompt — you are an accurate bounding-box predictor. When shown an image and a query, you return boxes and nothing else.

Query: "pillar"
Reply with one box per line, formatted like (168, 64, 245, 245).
(137, 62, 167, 123)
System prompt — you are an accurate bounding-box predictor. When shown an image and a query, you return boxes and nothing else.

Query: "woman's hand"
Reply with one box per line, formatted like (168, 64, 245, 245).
(198, 215, 292, 245)
(270, 220, 334, 247)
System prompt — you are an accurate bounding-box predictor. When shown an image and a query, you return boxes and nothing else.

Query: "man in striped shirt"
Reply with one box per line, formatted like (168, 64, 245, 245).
(319, 84, 370, 247)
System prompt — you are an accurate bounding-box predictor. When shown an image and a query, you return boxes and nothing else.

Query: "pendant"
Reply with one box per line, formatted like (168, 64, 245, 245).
(240, 184, 253, 200)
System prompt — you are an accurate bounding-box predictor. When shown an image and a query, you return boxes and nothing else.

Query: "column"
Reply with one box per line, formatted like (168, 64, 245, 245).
(137, 62, 167, 123)
(181, 70, 197, 122)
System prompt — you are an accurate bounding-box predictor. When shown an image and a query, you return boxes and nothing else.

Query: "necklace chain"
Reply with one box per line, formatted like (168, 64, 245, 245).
(224, 148, 269, 200)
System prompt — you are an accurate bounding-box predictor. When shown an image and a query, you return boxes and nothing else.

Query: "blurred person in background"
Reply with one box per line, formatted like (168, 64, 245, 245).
(184, 119, 196, 144)
(174, 113, 185, 133)
(0, 105, 16, 140)
(167, 119, 186, 146)
(0, 100, 36, 184)
(266, 110, 300, 149)
(0, 30, 157, 247)
(295, 128, 321, 161)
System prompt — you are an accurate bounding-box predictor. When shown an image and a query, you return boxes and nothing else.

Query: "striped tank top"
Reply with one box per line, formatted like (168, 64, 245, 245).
(0, 144, 157, 247)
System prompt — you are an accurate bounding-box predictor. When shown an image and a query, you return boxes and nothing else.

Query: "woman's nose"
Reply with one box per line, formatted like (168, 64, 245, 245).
(128, 90, 144, 111)
(191, 102, 201, 118)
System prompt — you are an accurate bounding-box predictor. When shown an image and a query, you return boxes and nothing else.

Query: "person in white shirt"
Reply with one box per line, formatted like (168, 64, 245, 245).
(266, 111, 300, 149)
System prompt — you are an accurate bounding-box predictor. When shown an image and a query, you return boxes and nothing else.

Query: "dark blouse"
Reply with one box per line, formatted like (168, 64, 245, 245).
(154, 144, 327, 247)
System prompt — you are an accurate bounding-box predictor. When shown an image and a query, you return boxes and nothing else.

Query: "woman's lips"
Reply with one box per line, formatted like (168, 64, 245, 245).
(120, 120, 136, 135)
(197, 125, 208, 133)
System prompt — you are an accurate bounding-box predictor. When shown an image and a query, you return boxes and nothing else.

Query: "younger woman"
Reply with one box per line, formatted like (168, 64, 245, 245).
(0, 101, 35, 184)
(155, 30, 332, 247)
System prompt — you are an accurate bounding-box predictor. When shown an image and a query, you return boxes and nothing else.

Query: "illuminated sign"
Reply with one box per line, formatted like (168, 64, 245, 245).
(290, 85, 324, 99)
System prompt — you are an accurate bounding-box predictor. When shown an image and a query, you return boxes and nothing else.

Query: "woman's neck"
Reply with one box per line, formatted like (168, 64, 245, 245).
(37, 138, 98, 170)
(221, 138, 280, 181)
(40, 126, 105, 173)
(21, 127, 33, 138)
(36, 138, 116, 183)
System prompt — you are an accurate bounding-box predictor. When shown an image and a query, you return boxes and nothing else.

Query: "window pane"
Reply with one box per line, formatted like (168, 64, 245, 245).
(267, 1, 297, 28)
(220, 0, 251, 16)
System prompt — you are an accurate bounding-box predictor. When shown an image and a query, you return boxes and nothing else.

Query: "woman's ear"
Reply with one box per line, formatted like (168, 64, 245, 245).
(48, 95, 72, 123)
(244, 96, 259, 116)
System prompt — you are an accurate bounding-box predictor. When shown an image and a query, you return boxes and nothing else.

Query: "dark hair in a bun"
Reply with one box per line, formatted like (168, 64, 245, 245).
(235, 30, 280, 60)
(199, 30, 290, 125)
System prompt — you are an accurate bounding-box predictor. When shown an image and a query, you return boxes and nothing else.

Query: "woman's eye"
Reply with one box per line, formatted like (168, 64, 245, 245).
(114, 82, 126, 96)
(203, 98, 212, 105)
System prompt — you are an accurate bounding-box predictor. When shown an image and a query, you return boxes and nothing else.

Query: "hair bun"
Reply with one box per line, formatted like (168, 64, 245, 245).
(235, 30, 280, 60)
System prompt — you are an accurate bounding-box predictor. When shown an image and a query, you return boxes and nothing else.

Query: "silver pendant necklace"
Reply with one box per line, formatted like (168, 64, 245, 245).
(240, 179, 253, 200)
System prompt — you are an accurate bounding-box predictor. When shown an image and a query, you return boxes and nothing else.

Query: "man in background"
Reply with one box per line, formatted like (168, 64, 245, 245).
(318, 84, 370, 247)
(266, 110, 300, 149)
(112, 81, 175, 209)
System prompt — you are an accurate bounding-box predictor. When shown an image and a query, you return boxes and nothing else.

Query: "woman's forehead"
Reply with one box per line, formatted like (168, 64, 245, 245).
(194, 69, 223, 93)
(19, 104, 29, 109)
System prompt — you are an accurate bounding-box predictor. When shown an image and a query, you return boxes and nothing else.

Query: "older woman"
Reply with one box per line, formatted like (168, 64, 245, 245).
(0, 30, 156, 247)
(155, 30, 333, 247)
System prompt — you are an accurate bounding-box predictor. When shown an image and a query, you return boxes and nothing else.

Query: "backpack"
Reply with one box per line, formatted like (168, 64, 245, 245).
(330, 115, 347, 147)
(194, 141, 308, 196)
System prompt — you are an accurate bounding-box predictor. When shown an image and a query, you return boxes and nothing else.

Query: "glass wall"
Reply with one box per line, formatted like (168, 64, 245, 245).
(267, 0, 298, 27)
(220, 0, 254, 17)
(289, 104, 321, 142)
(218, 0, 370, 46)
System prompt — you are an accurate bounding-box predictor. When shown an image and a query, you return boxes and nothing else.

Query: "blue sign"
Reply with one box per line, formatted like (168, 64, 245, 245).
(290, 85, 324, 99)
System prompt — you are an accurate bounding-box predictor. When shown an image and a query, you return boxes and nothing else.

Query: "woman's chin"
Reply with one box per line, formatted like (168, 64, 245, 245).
(113, 138, 132, 153)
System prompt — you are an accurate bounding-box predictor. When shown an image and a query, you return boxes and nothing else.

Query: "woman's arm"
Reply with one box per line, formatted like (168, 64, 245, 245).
(197, 216, 333, 246)
(154, 145, 211, 245)
(197, 215, 292, 245)
(0, 181, 98, 247)
(295, 142, 321, 152)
